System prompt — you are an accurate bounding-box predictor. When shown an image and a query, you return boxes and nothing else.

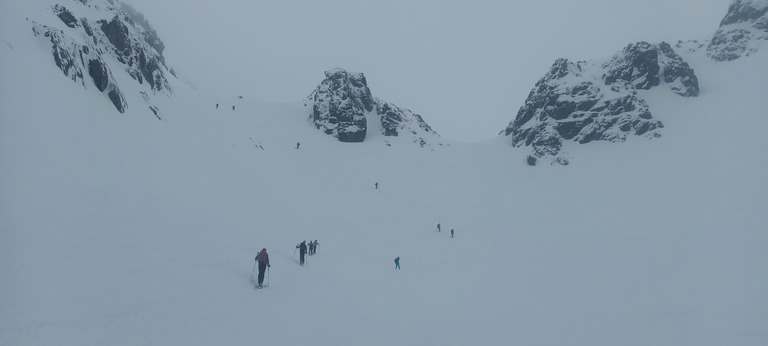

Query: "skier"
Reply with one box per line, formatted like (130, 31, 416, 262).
(394, 256, 400, 270)
(451, 229, 454, 238)
(232, 105, 236, 111)
(309, 241, 315, 255)
(296, 142, 300, 149)
(313, 240, 319, 254)
(375, 182, 379, 189)
(296, 241, 307, 265)
(216, 103, 219, 109)
(437, 223, 441, 232)
(255, 248, 270, 287)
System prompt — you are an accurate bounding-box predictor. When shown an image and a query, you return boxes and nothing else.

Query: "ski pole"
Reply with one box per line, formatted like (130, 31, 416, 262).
(267, 267, 270, 288)
(251, 259, 257, 277)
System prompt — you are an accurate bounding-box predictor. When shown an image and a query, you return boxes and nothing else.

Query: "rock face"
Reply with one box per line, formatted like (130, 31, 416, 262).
(503, 42, 698, 165)
(707, 0, 768, 61)
(308, 69, 371, 142)
(307, 68, 443, 147)
(31, 0, 173, 114)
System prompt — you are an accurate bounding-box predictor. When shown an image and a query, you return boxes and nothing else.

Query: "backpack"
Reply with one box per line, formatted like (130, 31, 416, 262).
(257, 250, 268, 263)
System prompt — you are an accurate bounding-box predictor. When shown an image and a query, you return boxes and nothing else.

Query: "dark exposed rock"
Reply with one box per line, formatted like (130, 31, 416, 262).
(107, 88, 126, 113)
(603, 42, 660, 90)
(33, 26, 85, 85)
(721, 0, 768, 26)
(309, 68, 369, 142)
(54, 5, 78, 28)
(99, 16, 130, 55)
(657, 43, 699, 97)
(378, 102, 402, 136)
(707, 0, 768, 61)
(88, 58, 108, 92)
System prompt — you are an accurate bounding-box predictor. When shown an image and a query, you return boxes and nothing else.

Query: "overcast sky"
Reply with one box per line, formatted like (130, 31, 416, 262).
(126, 0, 729, 142)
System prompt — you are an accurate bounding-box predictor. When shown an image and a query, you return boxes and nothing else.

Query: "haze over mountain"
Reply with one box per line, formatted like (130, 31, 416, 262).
(1, 0, 767, 345)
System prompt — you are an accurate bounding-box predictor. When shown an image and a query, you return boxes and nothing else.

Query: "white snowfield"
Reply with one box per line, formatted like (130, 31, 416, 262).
(1, 2, 767, 346)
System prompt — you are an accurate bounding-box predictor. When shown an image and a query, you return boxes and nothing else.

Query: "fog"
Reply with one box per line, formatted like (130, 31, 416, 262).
(126, 0, 728, 142)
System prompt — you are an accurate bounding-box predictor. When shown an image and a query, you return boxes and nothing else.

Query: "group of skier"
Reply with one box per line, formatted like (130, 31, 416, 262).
(295, 240, 319, 266)
(255, 222, 456, 286)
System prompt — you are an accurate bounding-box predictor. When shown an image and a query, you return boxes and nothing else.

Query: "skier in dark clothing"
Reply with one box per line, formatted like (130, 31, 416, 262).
(394, 257, 400, 269)
(451, 229, 454, 238)
(375, 182, 378, 189)
(309, 241, 315, 255)
(297, 241, 307, 265)
(255, 248, 270, 287)
(437, 223, 441, 232)
(296, 142, 300, 149)
(216, 103, 219, 109)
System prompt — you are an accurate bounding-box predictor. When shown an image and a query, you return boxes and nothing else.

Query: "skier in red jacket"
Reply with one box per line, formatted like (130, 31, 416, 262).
(255, 248, 270, 287)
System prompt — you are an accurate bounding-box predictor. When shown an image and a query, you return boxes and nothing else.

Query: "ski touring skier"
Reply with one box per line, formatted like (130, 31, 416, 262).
(296, 142, 301, 149)
(255, 248, 270, 288)
(394, 256, 400, 270)
(312, 240, 318, 254)
(437, 223, 441, 232)
(451, 229, 454, 238)
(309, 241, 315, 255)
(297, 241, 307, 265)
(375, 182, 378, 189)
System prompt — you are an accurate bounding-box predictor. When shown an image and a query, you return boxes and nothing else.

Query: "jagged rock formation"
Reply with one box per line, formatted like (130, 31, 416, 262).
(308, 68, 370, 142)
(31, 0, 173, 114)
(307, 68, 443, 147)
(707, 0, 768, 61)
(503, 42, 698, 165)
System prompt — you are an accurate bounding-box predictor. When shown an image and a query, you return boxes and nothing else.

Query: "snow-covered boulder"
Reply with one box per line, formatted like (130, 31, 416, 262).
(707, 0, 768, 61)
(307, 68, 443, 147)
(503, 42, 698, 165)
(31, 0, 173, 113)
(308, 68, 371, 142)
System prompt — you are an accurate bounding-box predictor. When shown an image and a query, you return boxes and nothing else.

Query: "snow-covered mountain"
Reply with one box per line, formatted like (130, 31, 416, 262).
(29, 0, 174, 115)
(306, 68, 445, 148)
(502, 41, 699, 165)
(503, 0, 768, 165)
(1, 0, 767, 345)
(707, 0, 768, 61)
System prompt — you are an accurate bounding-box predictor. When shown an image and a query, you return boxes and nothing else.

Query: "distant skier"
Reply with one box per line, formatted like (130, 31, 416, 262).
(296, 241, 307, 265)
(375, 182, 379, 189)
(309, 241, 315, 255)
(437, 223, 441, 232)
(296, 142, 300, 149)
(394, 257, 400, 269)
(313, 240, 319, 254)
(216, 103, 219, 109)
(255, 248, 270, 287)
(451, 229, 454, 238)
(232, 105, 236, 111)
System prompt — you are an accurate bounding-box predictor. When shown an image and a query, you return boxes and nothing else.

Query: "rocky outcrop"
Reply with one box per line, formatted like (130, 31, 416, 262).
(603, 42, 699, 97)
(31, 0, 173, 114)
(307, 68, 443, 147)
(503, 42, 698, 165)
(707, 0, 768, 61)
(309, 68, 370, 142)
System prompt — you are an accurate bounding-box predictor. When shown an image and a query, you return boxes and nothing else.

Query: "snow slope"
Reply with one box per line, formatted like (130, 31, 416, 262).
(1, 2, 767, 346)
